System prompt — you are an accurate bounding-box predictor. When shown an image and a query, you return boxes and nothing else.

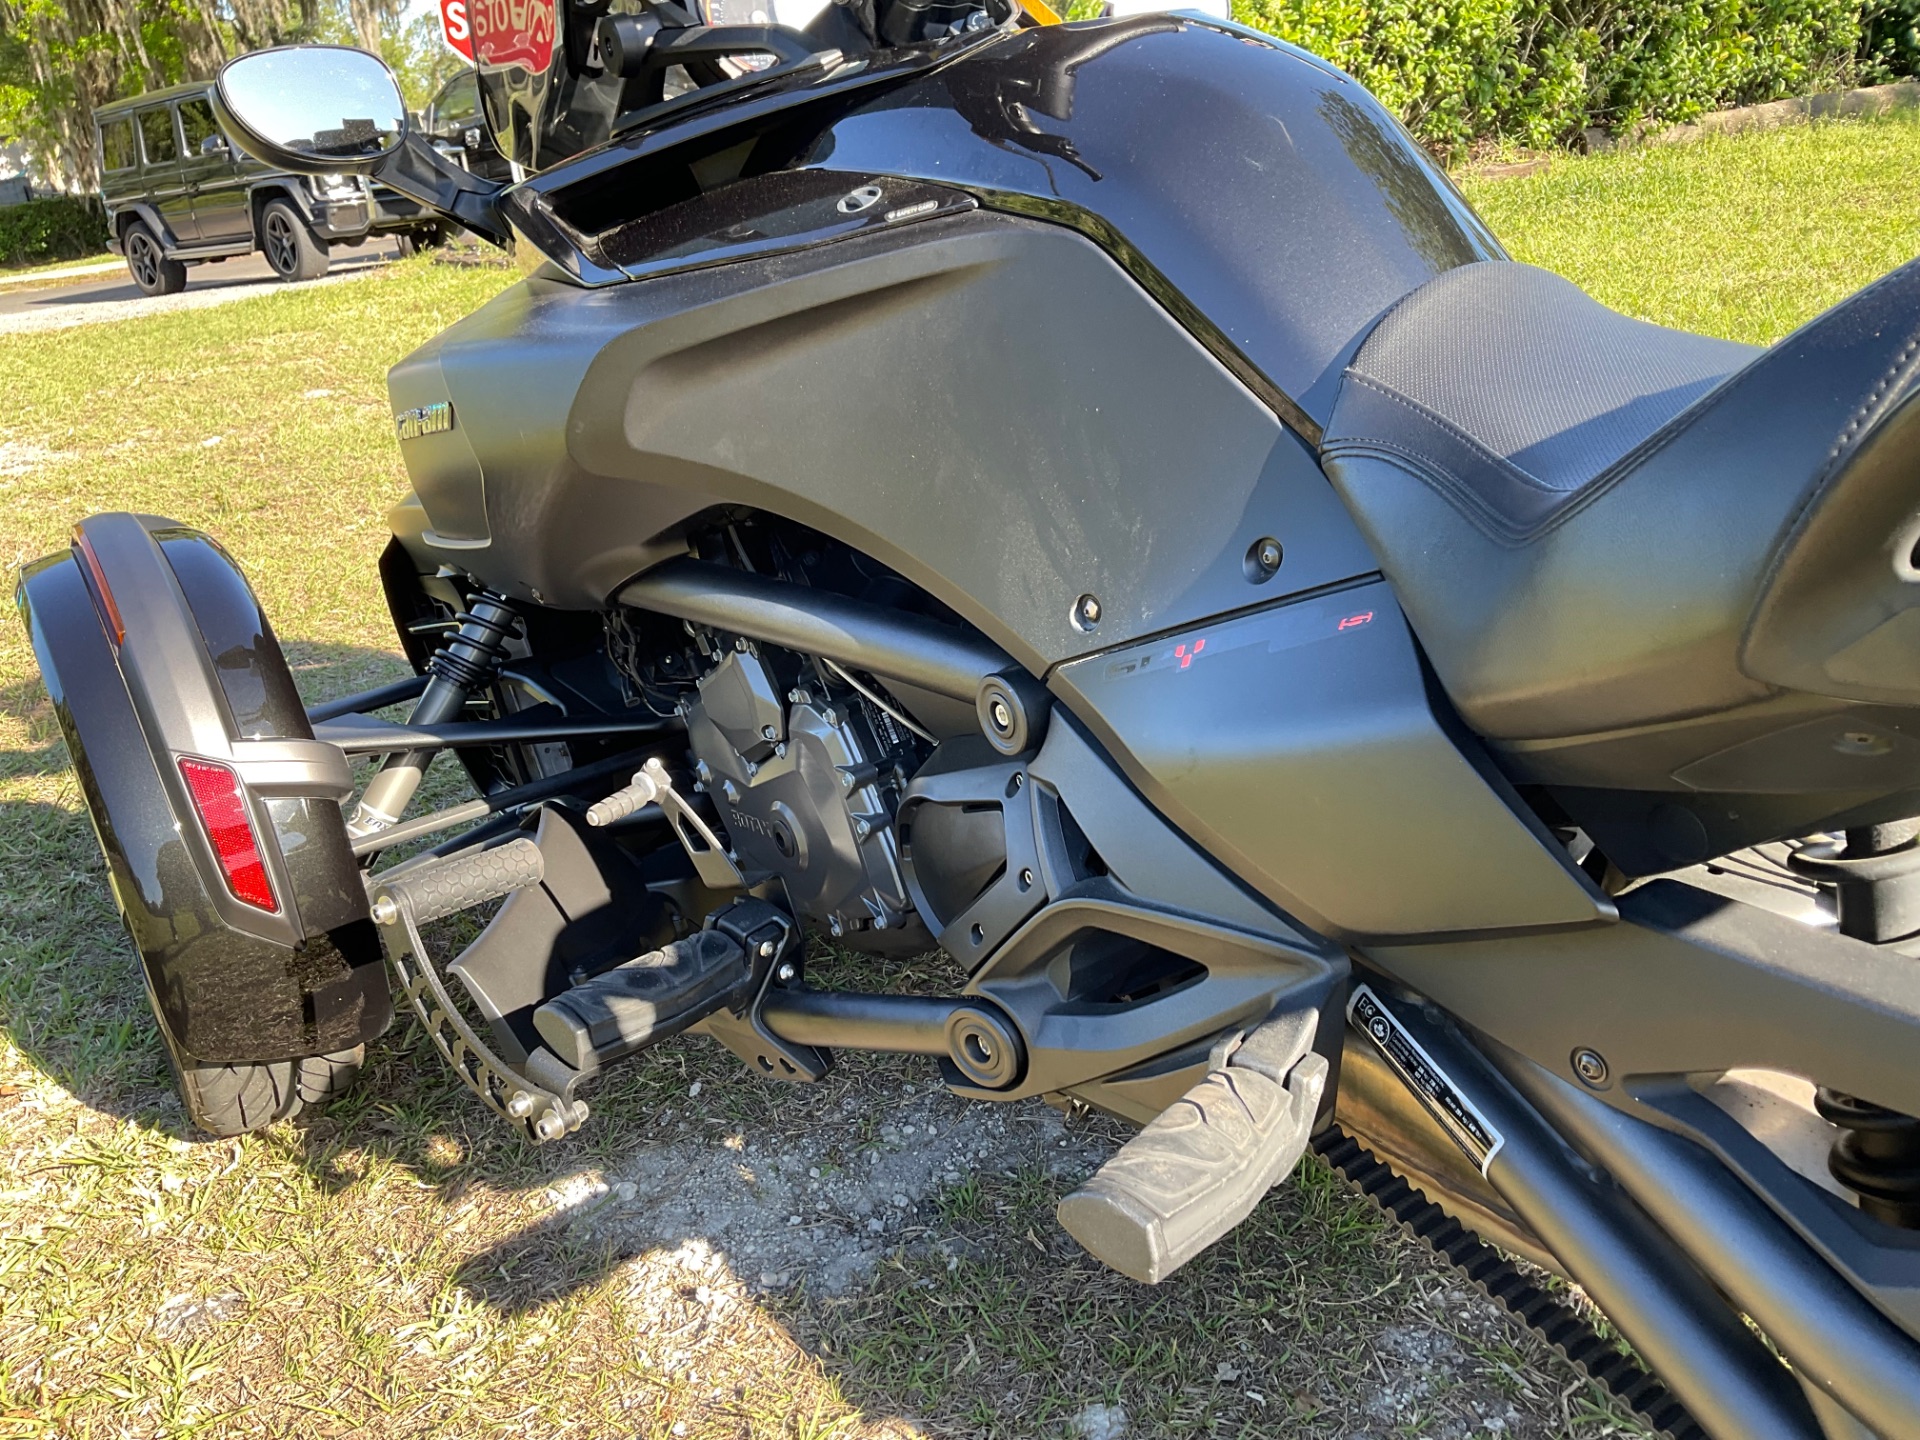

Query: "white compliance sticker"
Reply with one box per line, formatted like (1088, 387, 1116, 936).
(1349, 984, 1505, 1177)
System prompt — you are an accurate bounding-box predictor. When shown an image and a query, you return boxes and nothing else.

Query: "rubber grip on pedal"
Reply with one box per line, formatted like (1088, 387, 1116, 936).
(382, 837, 544, 926)
(1058, 1049, 1328, 1284)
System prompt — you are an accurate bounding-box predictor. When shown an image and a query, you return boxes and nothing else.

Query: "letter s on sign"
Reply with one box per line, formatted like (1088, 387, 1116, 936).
(440, 0, 473, 57)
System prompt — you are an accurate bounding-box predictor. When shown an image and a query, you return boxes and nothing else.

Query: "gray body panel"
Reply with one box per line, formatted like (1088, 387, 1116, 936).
(388, 211, 1379, 676)
(1050, 579, 1611, 939)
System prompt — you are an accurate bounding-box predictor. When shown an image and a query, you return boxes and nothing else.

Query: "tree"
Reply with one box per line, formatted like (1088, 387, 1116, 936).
(0, 0, 438, 192)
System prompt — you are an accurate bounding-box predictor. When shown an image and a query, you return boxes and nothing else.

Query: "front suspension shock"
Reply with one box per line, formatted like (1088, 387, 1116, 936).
(348, 592, 522, 838)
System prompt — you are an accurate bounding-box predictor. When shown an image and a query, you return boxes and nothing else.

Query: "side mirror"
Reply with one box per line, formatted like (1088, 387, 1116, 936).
(212, 45, 407, 175)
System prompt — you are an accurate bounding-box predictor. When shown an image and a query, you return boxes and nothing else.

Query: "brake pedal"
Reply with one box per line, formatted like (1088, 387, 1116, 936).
(533, 930, 750, 1070)
(1057, 1011, 1329, 1283)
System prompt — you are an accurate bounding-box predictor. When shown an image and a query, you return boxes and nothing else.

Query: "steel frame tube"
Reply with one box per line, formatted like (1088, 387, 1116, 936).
(618, 560, 1014, 702)
(1380, 1001, 1822, 1440)
(1495, 1044, 1920, 1440)
(305, 673, 431, 724)
(760, 989, 961, 1055)
(316, 713, 671, 754)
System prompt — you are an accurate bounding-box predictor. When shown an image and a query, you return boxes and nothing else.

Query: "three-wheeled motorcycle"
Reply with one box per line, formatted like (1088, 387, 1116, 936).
(19, 3, 1920, 1434)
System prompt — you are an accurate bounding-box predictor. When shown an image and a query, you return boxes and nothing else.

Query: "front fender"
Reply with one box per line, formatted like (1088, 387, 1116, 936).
(16, 516, 390, 1065)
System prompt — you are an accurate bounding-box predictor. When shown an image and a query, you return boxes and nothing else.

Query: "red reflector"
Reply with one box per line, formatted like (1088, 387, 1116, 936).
(177, 758, 279, 913)
(71, 526, 126, 646)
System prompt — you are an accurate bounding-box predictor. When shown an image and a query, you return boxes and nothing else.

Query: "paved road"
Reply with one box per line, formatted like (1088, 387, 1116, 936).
(0, 242, 407, 334)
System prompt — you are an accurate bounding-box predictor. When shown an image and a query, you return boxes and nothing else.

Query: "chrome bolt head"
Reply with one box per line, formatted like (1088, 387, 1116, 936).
(758, 939, 778, 958)
(1072, 593, 1102, 630)
(534, 1110, 567, 1141)
(1572, 1048, 1610, 1087)
(776, 962, 798, 983)
(370, 896, 398, 925)
(989, 697, 1014, 734)
(506, 1090, 535, 1118)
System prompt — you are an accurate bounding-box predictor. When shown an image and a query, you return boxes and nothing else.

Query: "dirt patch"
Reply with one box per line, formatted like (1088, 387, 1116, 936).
(538, 1084, 1102, 1299)
(0, 438, 72, 476)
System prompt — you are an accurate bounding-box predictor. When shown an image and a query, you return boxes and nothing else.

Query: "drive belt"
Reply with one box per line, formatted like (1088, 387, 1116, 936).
(1314, 1125, 1707, 1440)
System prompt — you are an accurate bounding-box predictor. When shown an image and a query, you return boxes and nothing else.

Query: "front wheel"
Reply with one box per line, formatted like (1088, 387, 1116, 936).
(168, 1041, 365, 1137)
(260, 199, 329, 282)
(123, 222, 186, 297)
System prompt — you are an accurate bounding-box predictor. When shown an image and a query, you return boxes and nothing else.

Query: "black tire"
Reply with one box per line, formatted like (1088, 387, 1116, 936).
(260, 199, 329, 282)
(395, 224, 444, 258)
(123, 221, 186, 297)
(170, 1044, 366, 1138)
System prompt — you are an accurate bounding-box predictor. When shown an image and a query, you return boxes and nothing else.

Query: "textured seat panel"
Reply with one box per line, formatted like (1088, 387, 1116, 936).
(1323, 257, 1920, 741)
(1338, 262, 1755, 539)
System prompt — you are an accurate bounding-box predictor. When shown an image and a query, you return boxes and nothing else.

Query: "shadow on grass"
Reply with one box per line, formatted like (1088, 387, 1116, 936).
(0, 645, 1645, 1439)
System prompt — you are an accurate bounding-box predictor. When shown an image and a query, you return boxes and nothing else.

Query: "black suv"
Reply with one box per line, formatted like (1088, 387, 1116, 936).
(95, 81, 442, 296)
(418, 70, 514, 184)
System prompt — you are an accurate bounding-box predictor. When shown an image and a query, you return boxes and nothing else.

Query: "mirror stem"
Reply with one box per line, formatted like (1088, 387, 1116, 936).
(374, 132, 513, 248)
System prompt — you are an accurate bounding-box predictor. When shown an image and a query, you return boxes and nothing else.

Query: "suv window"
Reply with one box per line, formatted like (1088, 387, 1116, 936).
(99, 117, 137, 172)
(430, 73, 480, 130)
(179, 97, 222, 153)
(138, 107, 178, 164)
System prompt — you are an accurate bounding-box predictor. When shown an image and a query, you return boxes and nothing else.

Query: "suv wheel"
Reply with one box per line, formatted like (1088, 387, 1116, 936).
(260, 199, 329, 282)
(394, 224, 445, 258)
(124, 222, 186, 297)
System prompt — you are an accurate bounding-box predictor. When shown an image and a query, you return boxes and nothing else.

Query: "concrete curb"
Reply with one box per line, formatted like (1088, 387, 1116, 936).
(1589, 77, 1920, 152)
(1468, 77, 1920, 180)
(0, 258, 122, 287)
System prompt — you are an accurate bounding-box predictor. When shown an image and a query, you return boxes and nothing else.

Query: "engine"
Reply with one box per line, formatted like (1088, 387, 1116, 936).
(606, 541, 937, 952)
(681, 642, 929, 948)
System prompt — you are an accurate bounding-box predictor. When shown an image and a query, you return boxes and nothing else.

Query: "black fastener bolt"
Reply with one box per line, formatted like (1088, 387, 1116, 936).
(1572, 1048, 1610, 1087)
(1245, 536, 1284, 583)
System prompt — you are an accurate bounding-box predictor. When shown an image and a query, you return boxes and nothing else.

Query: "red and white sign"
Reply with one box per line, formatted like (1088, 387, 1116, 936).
(438, 0, 473, 59)
(468, 0, 556, 72)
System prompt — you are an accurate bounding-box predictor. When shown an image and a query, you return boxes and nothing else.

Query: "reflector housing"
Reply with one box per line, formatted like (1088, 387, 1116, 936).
(177, 757, 280, 913)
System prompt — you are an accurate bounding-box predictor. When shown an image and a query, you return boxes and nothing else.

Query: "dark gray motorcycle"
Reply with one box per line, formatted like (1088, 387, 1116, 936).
(17, 6, 1920, 1435)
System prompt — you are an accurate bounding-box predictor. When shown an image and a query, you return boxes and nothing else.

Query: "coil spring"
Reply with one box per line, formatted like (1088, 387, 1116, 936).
(1815, 1088, 1920, 1229)
(427, 592, 522, 693)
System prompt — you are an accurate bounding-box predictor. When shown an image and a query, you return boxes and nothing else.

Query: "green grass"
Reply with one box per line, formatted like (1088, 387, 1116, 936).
(5, 110, 1920, 1439)
(1460, 109, 1920, 343)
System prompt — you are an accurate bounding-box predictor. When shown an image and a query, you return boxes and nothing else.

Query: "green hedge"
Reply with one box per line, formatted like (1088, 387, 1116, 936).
(1233, 0, 1870, 150)
(0, 195, 113, 269)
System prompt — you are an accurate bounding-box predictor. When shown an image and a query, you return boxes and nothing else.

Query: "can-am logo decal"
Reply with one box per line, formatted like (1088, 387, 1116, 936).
(470, 0, 556, 72)
(396, 401, 454, 441)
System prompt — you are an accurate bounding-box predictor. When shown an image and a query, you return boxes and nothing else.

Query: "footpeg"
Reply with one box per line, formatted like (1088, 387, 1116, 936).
(533, 930, 750, 1070)
(370, 836, 544, 927)
(1057, 1011, 1329, 1283)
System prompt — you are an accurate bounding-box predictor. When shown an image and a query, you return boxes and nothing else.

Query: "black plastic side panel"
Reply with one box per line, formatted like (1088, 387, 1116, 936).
(1049, 580, 1611, 939)
(389, 211, 1379, 674)
(17, 549, 389, 1064)
(511, 18, 1501, 428)
(810, 17, 1501, 425)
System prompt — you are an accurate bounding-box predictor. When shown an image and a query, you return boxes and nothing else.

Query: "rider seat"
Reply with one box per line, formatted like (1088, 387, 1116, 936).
(1320, 257, 1920, 744)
